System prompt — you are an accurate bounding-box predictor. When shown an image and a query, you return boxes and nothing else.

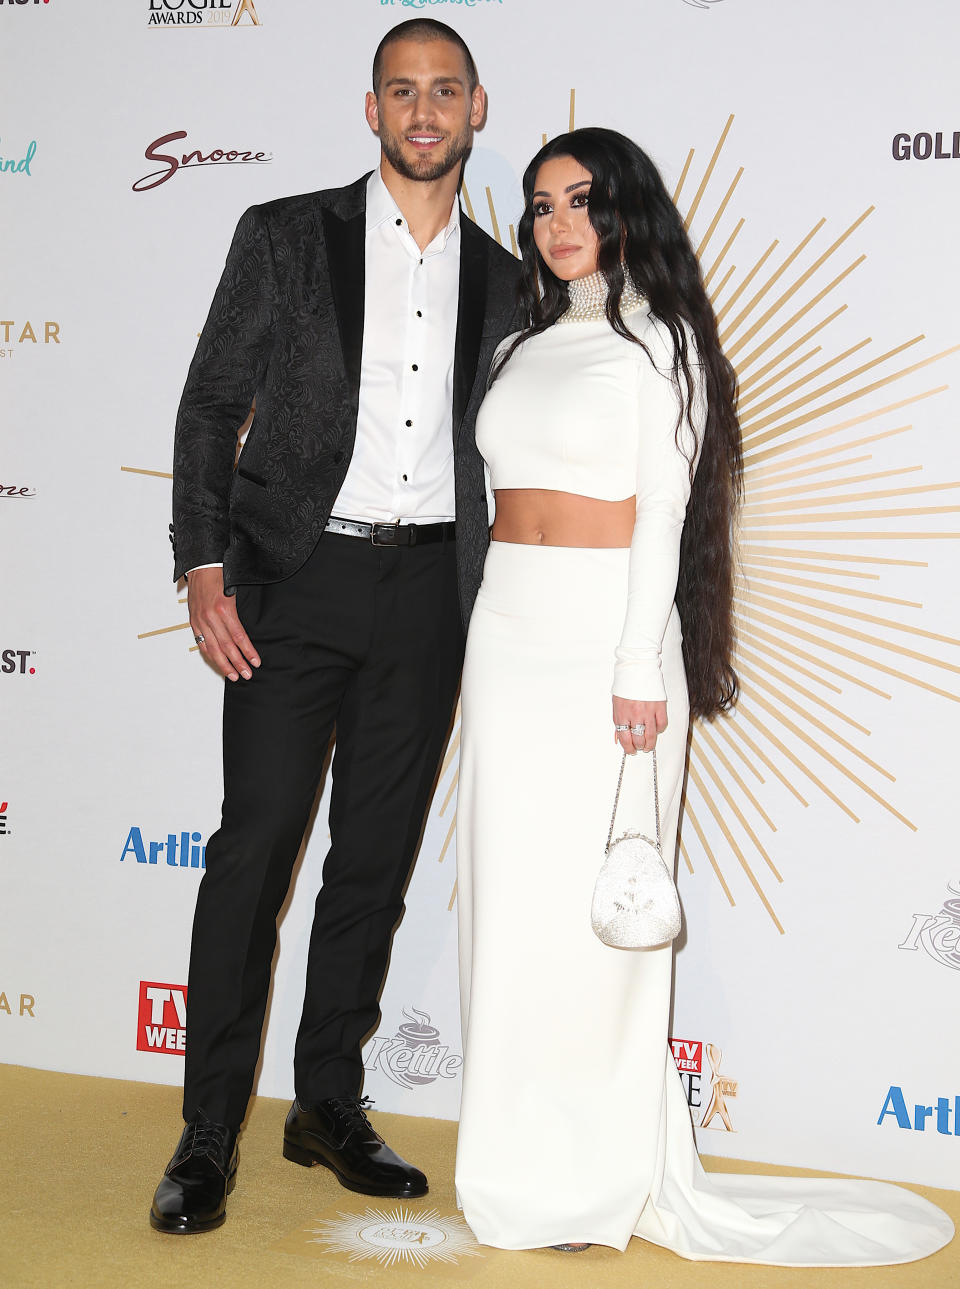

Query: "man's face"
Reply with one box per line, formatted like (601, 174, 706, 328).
(365, 38, 485, 184)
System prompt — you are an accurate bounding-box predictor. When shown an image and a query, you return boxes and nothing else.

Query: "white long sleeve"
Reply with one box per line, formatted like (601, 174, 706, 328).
(475, 304, 703, 701)
(613, 321, 704, 701)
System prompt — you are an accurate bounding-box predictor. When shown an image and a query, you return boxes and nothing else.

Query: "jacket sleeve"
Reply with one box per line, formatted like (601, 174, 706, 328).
(612, 323, 704, 701)
(171, 205, 279, 580)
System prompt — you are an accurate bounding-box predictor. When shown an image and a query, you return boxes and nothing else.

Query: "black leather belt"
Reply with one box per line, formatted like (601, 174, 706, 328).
(324, 517, 456, 547)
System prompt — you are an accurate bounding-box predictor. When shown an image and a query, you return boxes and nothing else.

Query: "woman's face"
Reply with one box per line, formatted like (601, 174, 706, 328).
(531, 155, 600, 281)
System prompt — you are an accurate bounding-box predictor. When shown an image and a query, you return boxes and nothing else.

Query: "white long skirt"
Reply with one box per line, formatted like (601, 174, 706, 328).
(454, 542, 953, 1264)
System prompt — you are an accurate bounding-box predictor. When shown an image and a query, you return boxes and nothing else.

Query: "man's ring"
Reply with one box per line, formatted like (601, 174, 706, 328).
(194, 633, 205, 645)
(614, 723, 630, 732)
(630, 723, 646, 736)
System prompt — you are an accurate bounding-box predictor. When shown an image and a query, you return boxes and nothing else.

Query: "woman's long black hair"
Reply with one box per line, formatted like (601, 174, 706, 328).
(496, 128, 741, 720)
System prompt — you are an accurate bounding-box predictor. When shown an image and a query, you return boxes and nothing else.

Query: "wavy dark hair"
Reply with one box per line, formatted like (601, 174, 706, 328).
(497, 128, 741, 720)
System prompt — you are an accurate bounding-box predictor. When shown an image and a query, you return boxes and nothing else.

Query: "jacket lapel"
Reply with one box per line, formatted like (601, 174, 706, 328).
(453, 217, 488, 439)
(322, 199, 366, 415)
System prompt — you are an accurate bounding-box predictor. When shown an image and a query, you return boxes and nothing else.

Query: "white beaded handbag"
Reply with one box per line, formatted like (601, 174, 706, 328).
(591, 748, 681, 949)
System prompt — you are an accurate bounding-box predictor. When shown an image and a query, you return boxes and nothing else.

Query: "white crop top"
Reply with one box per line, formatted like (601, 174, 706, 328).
(475, 302, 706, 701)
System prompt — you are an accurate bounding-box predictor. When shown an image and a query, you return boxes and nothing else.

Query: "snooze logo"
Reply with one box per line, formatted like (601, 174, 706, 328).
(147, 0, 260, 26)
(137, 981, 187, 1054)
(132, 130, 271, 192)
(670, 1037, 738, 1131)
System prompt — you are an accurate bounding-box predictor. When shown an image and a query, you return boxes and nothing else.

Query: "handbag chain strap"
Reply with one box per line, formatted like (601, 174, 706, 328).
(605, 747, 661, 856)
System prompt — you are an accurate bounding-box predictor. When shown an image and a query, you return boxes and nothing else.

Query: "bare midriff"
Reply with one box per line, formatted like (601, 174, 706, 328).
(491, 489, 636, 548)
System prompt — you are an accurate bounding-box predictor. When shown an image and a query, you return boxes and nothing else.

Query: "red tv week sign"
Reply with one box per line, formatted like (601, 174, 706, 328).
(670, 1038, 703, 1074)
(137, 980, 187, 1055)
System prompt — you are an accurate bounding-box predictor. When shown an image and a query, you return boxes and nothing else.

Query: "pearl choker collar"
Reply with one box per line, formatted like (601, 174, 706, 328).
(557, 269, 644, 324)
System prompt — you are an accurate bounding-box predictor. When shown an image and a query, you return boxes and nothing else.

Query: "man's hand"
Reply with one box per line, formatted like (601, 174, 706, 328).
(612, 696, 667, 755)
(188, 567, 261, 682)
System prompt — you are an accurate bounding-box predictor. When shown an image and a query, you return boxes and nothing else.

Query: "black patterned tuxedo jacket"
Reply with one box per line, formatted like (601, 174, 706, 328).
(171, 172, 521, 625)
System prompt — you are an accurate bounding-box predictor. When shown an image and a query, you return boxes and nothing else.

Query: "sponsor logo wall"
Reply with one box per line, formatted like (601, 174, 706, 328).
(137, 982, 188, 1054)
(1, 0, 959, 1194)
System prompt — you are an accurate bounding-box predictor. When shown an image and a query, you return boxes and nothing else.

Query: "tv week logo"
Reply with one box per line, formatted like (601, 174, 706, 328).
(137, 981, 187, 1055)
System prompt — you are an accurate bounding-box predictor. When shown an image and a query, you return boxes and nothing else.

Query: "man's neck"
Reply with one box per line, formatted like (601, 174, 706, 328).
(379, 159, 460, 252)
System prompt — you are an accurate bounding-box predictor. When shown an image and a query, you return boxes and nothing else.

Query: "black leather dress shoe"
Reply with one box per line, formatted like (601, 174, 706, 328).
(149, 1112, 239, 1234)
(283, 1097, 427, 1198)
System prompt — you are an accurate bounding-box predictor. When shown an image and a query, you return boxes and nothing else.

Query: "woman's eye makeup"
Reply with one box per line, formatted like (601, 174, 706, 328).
(531, 190, 591, 218)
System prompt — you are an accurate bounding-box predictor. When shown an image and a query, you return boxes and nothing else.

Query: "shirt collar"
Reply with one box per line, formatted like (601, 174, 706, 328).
(365, 168, 460, 249)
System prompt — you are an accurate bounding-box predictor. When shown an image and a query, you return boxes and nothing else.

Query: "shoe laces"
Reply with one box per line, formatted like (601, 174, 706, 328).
(326, 1096, 376, 1133)
(186, 1115, 232, 1160)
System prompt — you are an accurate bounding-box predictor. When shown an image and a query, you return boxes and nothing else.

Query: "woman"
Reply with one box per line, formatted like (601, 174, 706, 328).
(454, 128, 952, 1264)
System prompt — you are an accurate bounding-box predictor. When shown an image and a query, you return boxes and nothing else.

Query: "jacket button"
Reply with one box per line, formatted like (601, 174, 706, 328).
(333, 451, 344, 465)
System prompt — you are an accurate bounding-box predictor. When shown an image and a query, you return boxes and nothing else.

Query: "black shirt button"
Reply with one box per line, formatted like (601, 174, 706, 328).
(405, 419, 413, 427)
(416, 310, 422, 318)
(395, 217, 402, 226)
(411, 364, 418, 371)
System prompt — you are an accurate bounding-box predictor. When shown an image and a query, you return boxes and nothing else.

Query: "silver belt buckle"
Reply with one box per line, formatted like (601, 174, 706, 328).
(370, 520, 400, 546)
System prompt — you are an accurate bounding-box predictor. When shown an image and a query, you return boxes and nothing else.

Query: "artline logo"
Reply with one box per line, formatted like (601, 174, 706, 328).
(1, 649, 36, 675)
(0, 800, 8, 835)
(671, 1037, 739, 1131)
(1, 137, 36, 176)
(893, 131, 960, 161)
(1, 481, 37, 498)
(137, 981, 187, 1054)
(878, 1086, 960, 1137)
(148, 0, 260, 26)
(133, 130, 271, 193)
(0, 990, 36, 1017)
(121, 827, 206, 868)
(900, 882, 960, 971)
(363, 1008, 462, 1089)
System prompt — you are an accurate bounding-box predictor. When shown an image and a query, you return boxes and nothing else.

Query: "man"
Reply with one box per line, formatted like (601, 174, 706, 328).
(151, 19, 519, 1235)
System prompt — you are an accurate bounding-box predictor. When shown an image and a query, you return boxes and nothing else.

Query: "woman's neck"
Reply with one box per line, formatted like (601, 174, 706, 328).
(558, 269, 643, 324)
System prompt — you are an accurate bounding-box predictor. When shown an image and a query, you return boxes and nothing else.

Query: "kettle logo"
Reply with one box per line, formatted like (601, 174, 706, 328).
(363, 1007, 462, 1089)
(899, 882, 960, 971)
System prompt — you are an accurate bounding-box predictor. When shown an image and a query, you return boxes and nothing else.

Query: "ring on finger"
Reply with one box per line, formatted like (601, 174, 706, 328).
(614, 723, 630, 732)
(194, 633, 205, 645)
(630, 723, 646, 737)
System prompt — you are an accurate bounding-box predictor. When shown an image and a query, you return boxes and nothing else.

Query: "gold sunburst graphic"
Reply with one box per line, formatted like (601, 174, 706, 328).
(671, 114, 960, 932)
(130, 102, 960, 931)
(455, 103, 960, 929)
(304, 1205, 482, 1268)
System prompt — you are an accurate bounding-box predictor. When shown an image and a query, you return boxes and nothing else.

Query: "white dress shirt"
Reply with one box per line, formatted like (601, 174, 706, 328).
(189, 171, 462, 573)
(333, 169, 461, 524)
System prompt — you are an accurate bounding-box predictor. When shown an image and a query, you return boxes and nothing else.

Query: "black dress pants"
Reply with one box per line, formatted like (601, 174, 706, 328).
(182, 531, 464, 1127)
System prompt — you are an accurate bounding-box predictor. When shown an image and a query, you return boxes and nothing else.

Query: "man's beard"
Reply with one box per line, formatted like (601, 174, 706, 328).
(378, 120, 472, 183)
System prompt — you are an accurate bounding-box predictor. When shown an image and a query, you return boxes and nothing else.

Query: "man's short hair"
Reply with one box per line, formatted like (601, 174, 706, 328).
(372, 19, 479, 96)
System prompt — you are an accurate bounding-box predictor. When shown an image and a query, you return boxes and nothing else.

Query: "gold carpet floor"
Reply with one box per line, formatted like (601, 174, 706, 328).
(0, 1064, 956, 1289)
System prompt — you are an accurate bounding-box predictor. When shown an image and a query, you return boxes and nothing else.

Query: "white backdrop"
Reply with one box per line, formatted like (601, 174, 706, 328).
(3, 0, 959, 1191)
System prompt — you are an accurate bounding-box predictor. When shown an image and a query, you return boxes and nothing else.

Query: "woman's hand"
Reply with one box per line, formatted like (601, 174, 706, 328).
(612, 696, 667, 754)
